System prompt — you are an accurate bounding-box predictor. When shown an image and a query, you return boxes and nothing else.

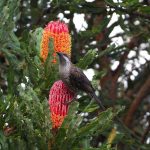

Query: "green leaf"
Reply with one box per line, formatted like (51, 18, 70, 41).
(138, 6, 150, 14)
(77, 108, 114, 137)
(83, 100, 99, 112)
(92, 17, 110, 34)
(42, 38, 59, 88)
(93, 69, 108, 80)
(122, 0, 139, 7)
(29, 27, 43, 55)
(80, 17, 110, 38)
(77, 50, 97, 69)
(105, 0, 116, 7)
(7, 66, 15, 94)
(98, 44, 116, 58)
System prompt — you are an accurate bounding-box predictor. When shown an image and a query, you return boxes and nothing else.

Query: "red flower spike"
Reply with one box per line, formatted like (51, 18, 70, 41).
(40, 21, 71, 62)
(49, 80, 75, 129)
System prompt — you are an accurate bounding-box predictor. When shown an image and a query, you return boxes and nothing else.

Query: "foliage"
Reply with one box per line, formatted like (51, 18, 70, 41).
(0, 0, 150, 150)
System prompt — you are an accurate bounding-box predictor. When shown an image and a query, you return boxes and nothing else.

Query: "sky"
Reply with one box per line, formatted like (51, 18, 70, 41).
(57, 0, 150, 144)
(58, 3, 150, 85)
(19, 0, 150, 83)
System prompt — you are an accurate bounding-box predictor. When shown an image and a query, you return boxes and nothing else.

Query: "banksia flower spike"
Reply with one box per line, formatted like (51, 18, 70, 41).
(40, 21, 71, 63)
(49, 80, 75, 129)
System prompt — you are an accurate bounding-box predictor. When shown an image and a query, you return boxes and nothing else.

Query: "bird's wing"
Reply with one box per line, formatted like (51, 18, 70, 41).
(70, 66, 105, 111)
(69, 66, 94, 93)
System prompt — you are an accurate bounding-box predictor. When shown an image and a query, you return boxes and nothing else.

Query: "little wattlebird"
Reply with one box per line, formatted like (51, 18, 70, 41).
(56, 52, 140, 139)
(56, 52, 105, 110)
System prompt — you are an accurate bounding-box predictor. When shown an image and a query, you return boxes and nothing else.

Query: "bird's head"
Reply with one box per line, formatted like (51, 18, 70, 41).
(57, 52, 71, 66)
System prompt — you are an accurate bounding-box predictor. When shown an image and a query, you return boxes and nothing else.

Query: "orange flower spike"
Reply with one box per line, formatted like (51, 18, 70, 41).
(40, 21, 71, 63)
(49, 80, 75, 129)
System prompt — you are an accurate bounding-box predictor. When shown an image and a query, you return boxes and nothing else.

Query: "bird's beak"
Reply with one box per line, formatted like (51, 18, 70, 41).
(56, 52, 64, 63)
(56, 52, 61, 57)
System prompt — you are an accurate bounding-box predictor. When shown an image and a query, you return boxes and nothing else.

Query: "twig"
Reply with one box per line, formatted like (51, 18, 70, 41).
(113, 51, 129, 80)
(124, 76, 150, 126)
(109, 5, 150, 20)
(141, 118, 150, 143)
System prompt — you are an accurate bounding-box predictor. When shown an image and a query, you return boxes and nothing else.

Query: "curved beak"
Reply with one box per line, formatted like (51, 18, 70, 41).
(56, 52, 62, 57)
(56, 52, 64, 63)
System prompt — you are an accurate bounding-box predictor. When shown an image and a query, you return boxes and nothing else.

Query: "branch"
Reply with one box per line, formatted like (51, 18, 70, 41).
(113, 35, 141, 80)
(109, 5, 150, 20)
(124, 76, 150, 127)
(113, 51, 129, 81)
(141, 118, 150, 143)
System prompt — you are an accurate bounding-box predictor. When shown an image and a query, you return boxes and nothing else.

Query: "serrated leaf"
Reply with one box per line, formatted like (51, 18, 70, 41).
(43, 38, 59, 88)
(7, 66, 15, 94)
(30, 27, 43, 55)
(83, 100, 99, 112)
(122, 0, 139, 7)
(138, 6, 150, 14)
(77, 108, 113, 137)
(105, 0, 116, 7)
(77, 50, 97, 69)
(98, 44, 116, 58)
(93, 69, 107, 80)
(80, 17, 110, 38)
(84, 105, 99, 113)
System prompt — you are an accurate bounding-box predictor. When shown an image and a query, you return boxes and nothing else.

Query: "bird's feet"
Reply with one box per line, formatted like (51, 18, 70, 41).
(62, 101, 72, 105)
(62, 98, 77, 105)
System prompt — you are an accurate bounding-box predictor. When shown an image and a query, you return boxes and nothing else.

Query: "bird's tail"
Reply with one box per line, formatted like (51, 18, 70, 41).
(89, 93, 106, 111)
(90, 94, 138, 139)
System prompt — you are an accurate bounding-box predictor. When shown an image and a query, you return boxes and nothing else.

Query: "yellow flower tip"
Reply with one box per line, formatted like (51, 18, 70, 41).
(49, 80, 75, 129)
(52, 59, 57, 64)
(40, 21, 71, 63)
(51, 113, 65, 129)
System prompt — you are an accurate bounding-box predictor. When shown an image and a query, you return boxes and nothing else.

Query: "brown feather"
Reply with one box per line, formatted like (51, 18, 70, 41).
(69, 65, 94, 94)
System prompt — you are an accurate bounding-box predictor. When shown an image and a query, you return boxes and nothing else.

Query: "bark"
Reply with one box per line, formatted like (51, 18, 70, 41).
(124, 76, 150, 127)
(141, 120, 150, 143)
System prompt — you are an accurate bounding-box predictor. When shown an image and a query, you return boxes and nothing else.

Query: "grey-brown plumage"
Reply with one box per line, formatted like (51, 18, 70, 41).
(57, 53, 140, 138)
(57, 52, 105, 110)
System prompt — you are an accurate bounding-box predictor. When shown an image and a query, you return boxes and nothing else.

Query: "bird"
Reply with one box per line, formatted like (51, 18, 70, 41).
(56, 52, 141, 139)
(56, 52, 105, 110)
